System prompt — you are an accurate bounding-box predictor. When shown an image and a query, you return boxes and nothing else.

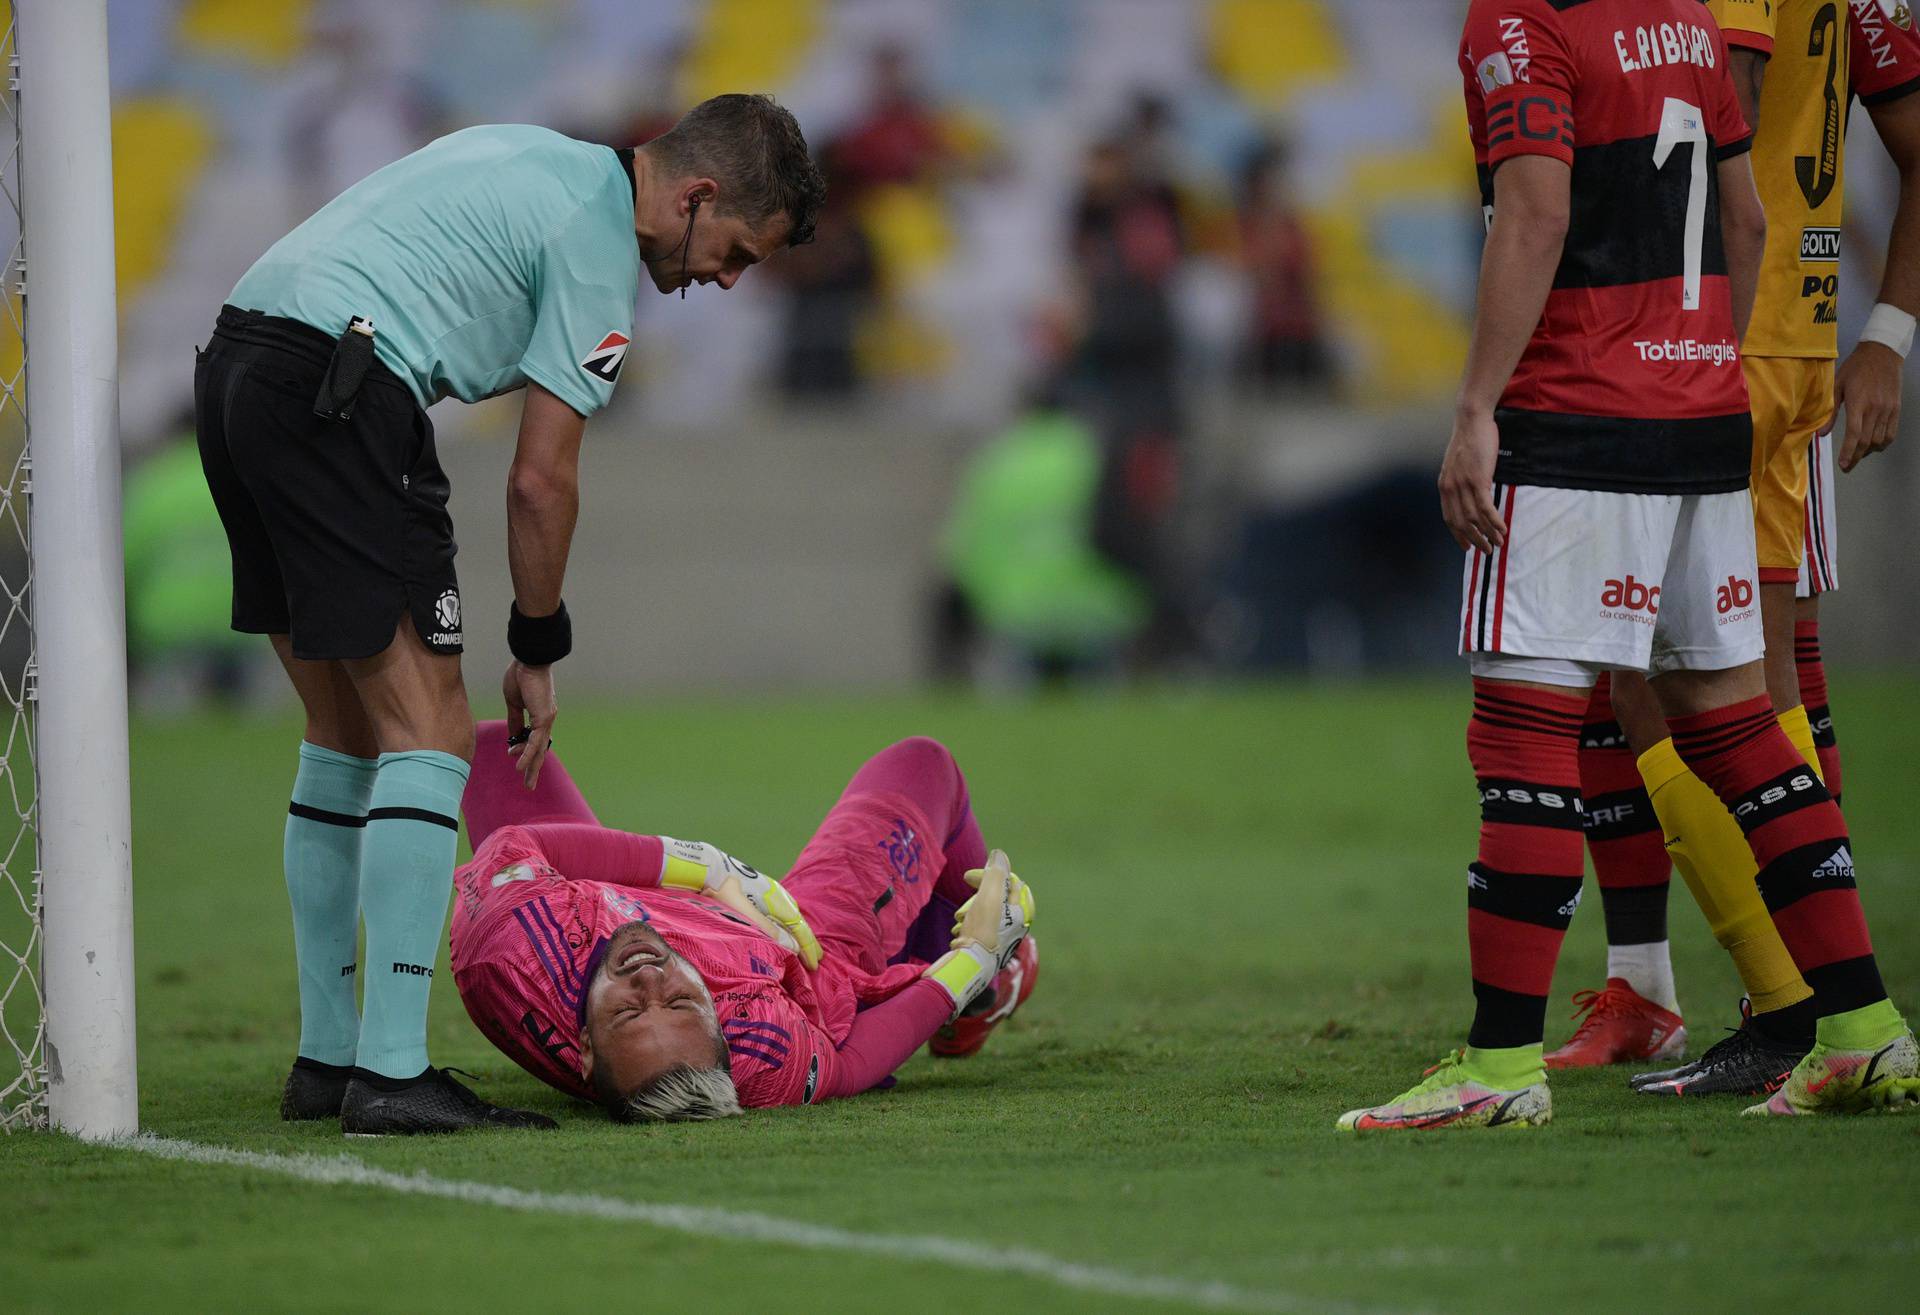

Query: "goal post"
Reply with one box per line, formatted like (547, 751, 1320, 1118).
(6, 0, 136, 1138)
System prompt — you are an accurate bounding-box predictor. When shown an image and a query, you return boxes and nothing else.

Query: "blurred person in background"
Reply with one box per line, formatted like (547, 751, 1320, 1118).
(933, 377, 1149, 685)
(1088, 415, 1189, 665)
(453, 723, 1038, 1119)
(833, 43, 952, 195)
(1068, 129, 1192, 666)
(197, 95, 824, 1134)
(1070, 136, 1183, 424)
(1117, 91, 1187, 237)
(122, 411, 257, 708)
(774, 143, 878, 398)
(1237, 137, 1331, 391)
(283, 1, 445, 219)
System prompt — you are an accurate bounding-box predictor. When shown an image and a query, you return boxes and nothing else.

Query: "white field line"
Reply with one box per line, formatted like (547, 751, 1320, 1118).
(114, 1134, 1419, 1315)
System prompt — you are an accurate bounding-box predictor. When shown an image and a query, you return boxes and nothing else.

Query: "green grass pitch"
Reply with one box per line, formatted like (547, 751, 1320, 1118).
(4, 679, 1917, 1313)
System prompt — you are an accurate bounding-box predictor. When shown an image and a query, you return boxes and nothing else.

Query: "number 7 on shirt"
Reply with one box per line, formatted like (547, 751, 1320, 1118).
(1653, 97, 1708, 311)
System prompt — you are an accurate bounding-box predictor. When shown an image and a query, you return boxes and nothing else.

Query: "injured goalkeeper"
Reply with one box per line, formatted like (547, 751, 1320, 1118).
(450, 725, 1038, 1121)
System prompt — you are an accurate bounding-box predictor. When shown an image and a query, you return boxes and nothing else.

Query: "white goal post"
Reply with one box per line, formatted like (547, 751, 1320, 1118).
(0, 0, 137, 1138)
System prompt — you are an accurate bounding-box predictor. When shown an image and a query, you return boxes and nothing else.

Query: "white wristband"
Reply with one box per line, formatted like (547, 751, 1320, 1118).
(1859, 301, 1917, 358)
(924, 944, 995, 1017)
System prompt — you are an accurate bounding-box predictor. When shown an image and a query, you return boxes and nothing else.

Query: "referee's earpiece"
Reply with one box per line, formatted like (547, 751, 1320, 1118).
(675, 194, 706, 299)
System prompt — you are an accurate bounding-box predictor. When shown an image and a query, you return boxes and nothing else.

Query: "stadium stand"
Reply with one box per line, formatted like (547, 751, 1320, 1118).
(111, 0, 1485, 437)
(96, 0, 1916, 686)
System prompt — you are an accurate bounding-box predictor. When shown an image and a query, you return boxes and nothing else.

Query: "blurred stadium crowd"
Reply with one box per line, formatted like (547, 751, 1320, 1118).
(110, 0, 1465, 426)
(79, 0, 1920, 695)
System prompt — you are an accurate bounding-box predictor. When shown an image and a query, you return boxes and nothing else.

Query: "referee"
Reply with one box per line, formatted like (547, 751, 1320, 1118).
(195, 96, 824, 1134)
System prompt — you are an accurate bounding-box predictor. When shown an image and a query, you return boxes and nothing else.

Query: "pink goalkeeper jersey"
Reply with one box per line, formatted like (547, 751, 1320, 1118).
(449, 822, 937, 1108)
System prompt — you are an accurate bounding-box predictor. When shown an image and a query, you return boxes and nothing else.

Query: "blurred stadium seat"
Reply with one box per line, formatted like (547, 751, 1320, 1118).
(686, 0, 821, 103)
(177, 0, 314, 64)
(112, 98, 213, 307)
(1207, 0, 1346, 105)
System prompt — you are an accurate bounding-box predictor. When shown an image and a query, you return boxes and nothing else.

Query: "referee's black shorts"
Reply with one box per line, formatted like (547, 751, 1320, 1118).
(194, 305, 463, 661)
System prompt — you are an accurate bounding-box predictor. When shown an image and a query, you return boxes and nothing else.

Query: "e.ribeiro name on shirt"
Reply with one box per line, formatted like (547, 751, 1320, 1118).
(1632, 337, 1739, 366)
(1615, 21, 1720, 74)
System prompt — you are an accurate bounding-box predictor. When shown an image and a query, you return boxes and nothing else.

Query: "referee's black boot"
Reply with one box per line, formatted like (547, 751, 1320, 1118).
(339, 1066, 558, 1135)
(281, 1057, 355, 1121)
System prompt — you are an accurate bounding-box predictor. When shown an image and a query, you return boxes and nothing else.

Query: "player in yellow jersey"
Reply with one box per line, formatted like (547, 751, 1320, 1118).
(1716, 0, 1849, 594)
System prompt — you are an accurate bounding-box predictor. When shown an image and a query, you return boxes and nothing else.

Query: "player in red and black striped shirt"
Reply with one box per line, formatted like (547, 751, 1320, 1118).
(1461, 2, 1755, 480)
(1339, 0, 1918, 1132)
(1562, 0, 1920, 1095)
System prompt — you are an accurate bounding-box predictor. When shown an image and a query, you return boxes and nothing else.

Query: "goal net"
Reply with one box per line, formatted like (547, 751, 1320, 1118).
(0, 4, 43, 1135)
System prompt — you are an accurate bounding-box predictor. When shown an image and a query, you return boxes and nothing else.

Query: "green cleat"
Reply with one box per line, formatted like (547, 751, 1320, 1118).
(1742, 1028, 1920, 1116)
(1337, 1049, 1551, 1132)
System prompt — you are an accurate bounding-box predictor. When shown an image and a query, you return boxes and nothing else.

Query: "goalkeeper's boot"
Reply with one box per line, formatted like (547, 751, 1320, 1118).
(931, 936, 1038, 1058)
(1336, 1048, 1550, 1132)
(1631, 998, 1804, 1097)
(281, 1056, 354, 1121)
(1743, 1009, 1920, 1116)
(1544, 978, 1686, 1069)
(340, 1067, 558, 1136)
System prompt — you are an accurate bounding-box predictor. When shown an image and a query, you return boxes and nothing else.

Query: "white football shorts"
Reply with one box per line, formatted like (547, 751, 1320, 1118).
(1796, 423, 1838, 600)
(1460, 484, 1763, 685)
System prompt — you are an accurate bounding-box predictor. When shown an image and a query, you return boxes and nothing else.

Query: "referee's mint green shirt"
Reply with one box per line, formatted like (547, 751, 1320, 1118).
(231, 125, 640, 418)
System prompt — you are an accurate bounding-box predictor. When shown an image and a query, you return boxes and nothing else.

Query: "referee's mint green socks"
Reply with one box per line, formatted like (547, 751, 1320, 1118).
(355, 749, 471, 1080)
(286, 742, 379, 1067)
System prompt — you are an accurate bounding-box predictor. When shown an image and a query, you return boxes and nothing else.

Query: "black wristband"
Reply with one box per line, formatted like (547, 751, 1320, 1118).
(508, 601, 572, 665)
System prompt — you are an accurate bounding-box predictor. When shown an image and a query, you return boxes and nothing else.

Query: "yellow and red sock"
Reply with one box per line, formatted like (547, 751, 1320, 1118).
(1668, 695, 1884, 1015)
(1465, 680, 1589, 1049)
(1794, 619, 1842, 806)
(1579, 675, 1670, 949)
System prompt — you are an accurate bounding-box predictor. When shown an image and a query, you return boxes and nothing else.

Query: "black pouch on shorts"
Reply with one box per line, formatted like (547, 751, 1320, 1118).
(313, 317, 377, 422)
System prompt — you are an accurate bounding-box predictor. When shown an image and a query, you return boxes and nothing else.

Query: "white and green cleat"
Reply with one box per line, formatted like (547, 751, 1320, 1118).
(1742, 1027, 1920, 1117)
(1336, 1048, 1551, 1132)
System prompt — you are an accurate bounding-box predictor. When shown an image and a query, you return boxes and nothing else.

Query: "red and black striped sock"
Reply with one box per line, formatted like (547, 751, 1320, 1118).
(1669, 695, 1884, 1015)
(1466, 679, 1588, 1049)
(1579, 675, 1669, 947)
(1795, 619, 1842, 807)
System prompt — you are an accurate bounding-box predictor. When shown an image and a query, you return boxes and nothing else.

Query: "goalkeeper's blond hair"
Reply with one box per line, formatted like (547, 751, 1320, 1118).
(608, 1063, 742, 1123)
